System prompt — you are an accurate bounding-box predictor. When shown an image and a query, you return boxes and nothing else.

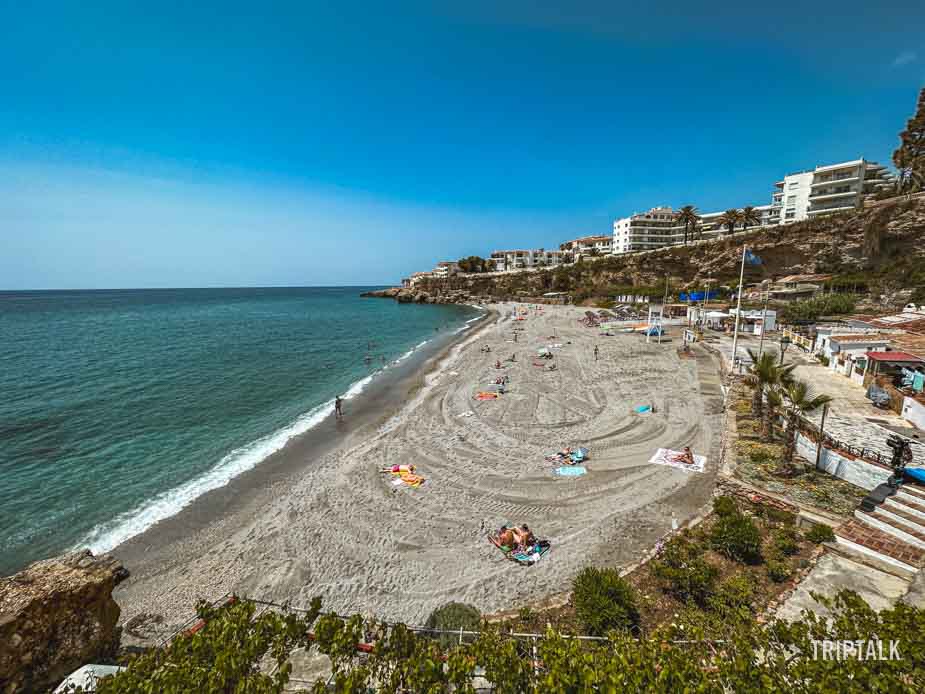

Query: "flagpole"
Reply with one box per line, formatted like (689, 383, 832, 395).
(731, 245, 747, 373)
(757, 283, 770, 360)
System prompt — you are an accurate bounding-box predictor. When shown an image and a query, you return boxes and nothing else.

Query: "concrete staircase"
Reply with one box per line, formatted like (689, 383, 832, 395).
(836, 483, 925, 574)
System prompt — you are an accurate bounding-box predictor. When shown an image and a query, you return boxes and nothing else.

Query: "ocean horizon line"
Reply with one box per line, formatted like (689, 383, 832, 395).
(0, 284, 396, 294)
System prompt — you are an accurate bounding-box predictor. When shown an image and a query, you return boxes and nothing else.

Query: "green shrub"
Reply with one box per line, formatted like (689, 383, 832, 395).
(707, 574, 756, 618)
(425, 602, 481, 648)
(713, 496, 738, 517)
(772, 527, 800, 557)
(571, 567, 640, 636)
(652, 536, 719, 605)
(761, 506, 797, 526)
(805, 523, 836, 544)
(767, 560, 792, 583)
(710, 512, 763, 564)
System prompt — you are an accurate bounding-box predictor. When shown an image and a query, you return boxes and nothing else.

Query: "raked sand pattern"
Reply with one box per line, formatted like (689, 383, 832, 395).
(115, 304, 724, 633)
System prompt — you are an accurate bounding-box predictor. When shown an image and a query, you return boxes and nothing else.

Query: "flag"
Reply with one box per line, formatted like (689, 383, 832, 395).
(745, 250, 762, 265)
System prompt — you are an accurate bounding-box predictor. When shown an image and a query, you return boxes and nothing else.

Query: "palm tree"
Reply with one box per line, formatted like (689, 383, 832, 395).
(781, 380, 833, 471)
(740, 206, 761, 232)
(744, 349, 795, 441)
(677, 205, 701, 245)
(717, 208, 742, 236)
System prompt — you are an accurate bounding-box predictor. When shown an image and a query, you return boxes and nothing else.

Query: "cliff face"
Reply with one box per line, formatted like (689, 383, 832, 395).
(389, 197, 925, 303)
(0, 551, 128, 694)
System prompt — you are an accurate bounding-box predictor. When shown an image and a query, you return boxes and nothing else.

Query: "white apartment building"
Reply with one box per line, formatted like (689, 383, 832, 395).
(613, 207, 683, 253)
(487, 249, 566, 272)
(612, 157, 892, 254)
(432, 261, 459, 278)
(613, 204, 775, 253)
(561, 235, 613, 257)
(773, 158, 891, 223)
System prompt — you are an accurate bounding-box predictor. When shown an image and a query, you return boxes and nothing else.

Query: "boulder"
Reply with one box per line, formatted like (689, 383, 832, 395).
(0, 550, 128, 694)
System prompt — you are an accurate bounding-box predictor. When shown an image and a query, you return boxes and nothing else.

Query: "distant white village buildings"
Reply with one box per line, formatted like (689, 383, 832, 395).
(402, 156, 893, 284)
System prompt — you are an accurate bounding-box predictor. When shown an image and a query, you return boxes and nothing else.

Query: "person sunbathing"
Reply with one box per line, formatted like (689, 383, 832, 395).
(380, 463, 415, 474)
(513, 525, 535, 548)
(668, 447, 695, 466)
(497, 526, 516, 548)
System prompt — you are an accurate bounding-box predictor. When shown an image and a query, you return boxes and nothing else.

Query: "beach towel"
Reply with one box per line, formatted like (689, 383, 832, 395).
(475, 392, 499, 400)
(390, 471, 425, 487)
(904, 467, 925, 484)
(488, 535, 551, 565)
(555, 466, 587, 477)
(648, 448, 707, 473)
(570, 447, 589, 463)
(636, 405, 652, 414)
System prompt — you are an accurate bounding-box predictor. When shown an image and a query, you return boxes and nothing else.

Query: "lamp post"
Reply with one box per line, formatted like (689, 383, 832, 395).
(779, 336, 791, 366)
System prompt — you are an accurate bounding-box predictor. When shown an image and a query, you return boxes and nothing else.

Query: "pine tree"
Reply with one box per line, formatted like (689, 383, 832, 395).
(893, 87, 925, 193)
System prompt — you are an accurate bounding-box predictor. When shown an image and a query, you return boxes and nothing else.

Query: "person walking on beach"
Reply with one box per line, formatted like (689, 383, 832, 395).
(334, 395, 343, 420)
(593, 345, 599, 361)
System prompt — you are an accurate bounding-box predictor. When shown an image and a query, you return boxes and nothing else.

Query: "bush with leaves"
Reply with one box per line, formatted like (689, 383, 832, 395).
(88, 591, 925, 693)
(805, 523, 836, 544)
(652, 534, 719, 605)
(712, 495, 738, 517)
(711, 511, 763, 564)
(707, 574, 756, 619)
(772, 526, 801, 557)
(767, 559, 793, 583)
(571, 566, 640, 636)
(424, 602, 481, 649)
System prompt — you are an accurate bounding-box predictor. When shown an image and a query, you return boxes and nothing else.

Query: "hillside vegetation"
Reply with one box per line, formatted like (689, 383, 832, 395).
(418, 197, 925, 305)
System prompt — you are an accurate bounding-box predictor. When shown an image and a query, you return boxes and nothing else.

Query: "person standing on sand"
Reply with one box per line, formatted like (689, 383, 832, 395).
(334, 396, 343, 420)
(593, 345, 599, 361)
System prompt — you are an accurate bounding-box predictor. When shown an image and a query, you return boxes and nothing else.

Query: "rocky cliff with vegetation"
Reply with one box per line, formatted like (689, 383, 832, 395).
(0, 551, 128, 694)
(376, 197, 925, 306)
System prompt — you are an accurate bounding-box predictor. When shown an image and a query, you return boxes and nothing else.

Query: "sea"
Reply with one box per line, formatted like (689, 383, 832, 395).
(0, 287, 481, 575)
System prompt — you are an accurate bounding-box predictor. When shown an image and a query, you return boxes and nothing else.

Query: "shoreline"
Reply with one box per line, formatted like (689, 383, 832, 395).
(110, 307, 495, 563)
(114, 303, 723, 639)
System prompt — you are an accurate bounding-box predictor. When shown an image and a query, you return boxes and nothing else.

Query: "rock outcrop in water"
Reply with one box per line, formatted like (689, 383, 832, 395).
(0, 550, 128, 694)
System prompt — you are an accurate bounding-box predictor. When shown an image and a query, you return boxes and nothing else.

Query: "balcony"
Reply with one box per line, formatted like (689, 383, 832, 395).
(807, 203, 856, 215)
(811, 174, 858, 187)
(808, 189, 857, 202)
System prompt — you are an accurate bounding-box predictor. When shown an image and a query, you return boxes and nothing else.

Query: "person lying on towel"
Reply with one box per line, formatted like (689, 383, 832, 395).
(380, 464, 415, 474)
(668, 447, 695, 466)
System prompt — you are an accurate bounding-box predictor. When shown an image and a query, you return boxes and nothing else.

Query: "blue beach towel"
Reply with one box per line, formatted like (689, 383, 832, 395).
(904, 467, 925, 484)
(555, 466, 587, 477)
(636, 405, 652, 413)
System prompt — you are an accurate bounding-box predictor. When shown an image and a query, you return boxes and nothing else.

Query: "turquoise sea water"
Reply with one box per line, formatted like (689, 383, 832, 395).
(0, 287, 479, 575)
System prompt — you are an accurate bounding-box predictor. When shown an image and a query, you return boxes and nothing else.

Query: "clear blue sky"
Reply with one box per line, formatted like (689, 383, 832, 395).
(2, 1, 923, 289)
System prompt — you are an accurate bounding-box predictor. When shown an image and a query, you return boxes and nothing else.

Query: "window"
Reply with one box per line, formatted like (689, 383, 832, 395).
(787, 195, 796, 203)
(789, 182, 799, 189)
(785, 211, 795, 219)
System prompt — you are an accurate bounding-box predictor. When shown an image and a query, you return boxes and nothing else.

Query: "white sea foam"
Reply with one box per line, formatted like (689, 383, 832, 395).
(79, 373, 376, 555)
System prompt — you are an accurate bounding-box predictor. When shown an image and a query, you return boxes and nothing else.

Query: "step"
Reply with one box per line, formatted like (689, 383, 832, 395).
(884, 497, 925, 521)
(856, 510, 925, 550)
(835, 519, 924, 571)
(900, 483, 925, 502)
(876, 503, 925, 534)
(898, 487, 925, 505)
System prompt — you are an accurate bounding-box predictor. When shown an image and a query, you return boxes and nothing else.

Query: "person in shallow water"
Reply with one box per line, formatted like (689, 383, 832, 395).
(334, 396, 343, 419)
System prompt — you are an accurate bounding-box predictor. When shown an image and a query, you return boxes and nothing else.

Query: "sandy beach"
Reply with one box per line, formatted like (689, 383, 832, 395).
(114, 303, 724, 637)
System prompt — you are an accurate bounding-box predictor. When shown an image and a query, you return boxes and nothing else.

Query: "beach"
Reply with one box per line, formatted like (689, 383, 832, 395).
(113, 303, 724, 638)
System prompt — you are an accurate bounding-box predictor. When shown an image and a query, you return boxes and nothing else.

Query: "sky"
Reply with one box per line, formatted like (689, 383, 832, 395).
(2, 1, 924, 289)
